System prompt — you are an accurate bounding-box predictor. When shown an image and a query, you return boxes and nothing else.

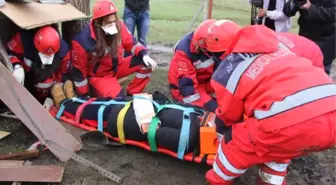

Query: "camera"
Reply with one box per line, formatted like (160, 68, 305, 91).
(294, 0, 307, 7)
(252, 0, 263, 8)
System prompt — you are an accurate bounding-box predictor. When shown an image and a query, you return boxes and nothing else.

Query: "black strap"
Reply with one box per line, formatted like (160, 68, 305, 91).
(201, 154, 209, 165)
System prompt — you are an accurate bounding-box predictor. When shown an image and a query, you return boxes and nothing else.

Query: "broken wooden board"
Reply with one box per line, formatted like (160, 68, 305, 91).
(0, 149, 40, 160)
(0, 61, 82, 162)
(0, 165, 64, 182)
(0, 160, 26, 166)
(0, 130, 10, 140)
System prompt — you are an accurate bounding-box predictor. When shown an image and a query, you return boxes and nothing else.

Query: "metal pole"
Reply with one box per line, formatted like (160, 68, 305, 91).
(203, 0, 208, 20)
(187, 2, 204, 33)
(207, 0, 213, 19)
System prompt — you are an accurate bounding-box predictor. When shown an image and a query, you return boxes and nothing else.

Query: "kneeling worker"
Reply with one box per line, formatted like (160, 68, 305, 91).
(206, 24, 336, 185)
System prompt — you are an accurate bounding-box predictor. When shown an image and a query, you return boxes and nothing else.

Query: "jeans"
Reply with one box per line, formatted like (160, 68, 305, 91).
(123, 6, 150, 48)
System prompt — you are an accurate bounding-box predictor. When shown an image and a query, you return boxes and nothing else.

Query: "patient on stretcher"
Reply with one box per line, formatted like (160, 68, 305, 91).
(51, 81, 219, 162)
(53, 84, 216, 155)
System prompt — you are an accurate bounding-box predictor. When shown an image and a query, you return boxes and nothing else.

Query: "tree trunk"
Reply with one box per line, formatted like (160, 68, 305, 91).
(61, 0, 90, 45)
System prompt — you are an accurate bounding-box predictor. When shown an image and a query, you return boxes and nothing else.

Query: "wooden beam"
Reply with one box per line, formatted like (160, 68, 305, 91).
(0, 165, 64, 182)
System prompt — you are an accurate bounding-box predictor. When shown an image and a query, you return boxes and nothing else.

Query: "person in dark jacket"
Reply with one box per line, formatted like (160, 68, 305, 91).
(123, 0, 150, 48)
(283, 0, 336, 74)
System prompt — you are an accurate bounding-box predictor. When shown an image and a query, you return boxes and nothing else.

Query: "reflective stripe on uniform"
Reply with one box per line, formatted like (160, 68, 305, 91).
(255, 84, 336, 120)
(24, 57, 33, 67)
(135, 73, 151, 79)
(183, 93, 200, 103)
(35, 82, 53, 89)
(259, 170, 285, 185)
(35, 82, 54, 89)
(74, 78, 88, 87)
(264, 162, 289, 173)
(225, 43, 290, 94)
(217, 144, 247, 174)
(194, 58, 215, 69)
(131, 43, 142, 54)
(278, 42, 291, 53)
(226, 54, 260, 93)
(213, 162, 236, 181)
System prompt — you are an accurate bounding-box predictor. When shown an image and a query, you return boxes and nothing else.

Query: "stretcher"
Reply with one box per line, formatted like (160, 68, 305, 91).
(49, 96, 218, 166)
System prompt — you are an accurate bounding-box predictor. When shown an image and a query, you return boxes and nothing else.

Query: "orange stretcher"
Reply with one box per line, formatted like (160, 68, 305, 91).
(49, 103, 218, 166)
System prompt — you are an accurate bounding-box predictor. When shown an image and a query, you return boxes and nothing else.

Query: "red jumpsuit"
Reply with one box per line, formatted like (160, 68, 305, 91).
(207, 26, 336, 185)
(277, 32, 325, 70)
(7, 29, 71, 103)
(71, 20, 151, 98)
(168, 32, 218, 112)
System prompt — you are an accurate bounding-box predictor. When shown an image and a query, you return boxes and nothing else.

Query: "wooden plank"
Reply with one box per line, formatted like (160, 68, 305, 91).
(0, 149, 40, 160)
(0, 160, 25, 166)
(0, 61, 82, 162)
(0, 165, 64, 182)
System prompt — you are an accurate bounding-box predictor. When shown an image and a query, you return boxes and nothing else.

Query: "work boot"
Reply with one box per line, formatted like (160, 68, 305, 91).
(63, 80, 76, 99)
(51, 83, 66, 109)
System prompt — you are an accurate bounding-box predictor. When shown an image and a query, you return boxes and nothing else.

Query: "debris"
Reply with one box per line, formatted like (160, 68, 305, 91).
(0, 111, 18, 120)
(0, 130, 10, 140)
(0, 165, 64, 182)
(0, 58, 82, 162)
(0, 149, 40, 160)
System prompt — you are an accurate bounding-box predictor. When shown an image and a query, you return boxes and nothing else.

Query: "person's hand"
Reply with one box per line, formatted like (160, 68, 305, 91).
(258, 8, 267, 17)
(12, 64, 25, 85)
(43, 97, 54, 111)
(142, 55, 158, 71)
(300, 0, 311, 9)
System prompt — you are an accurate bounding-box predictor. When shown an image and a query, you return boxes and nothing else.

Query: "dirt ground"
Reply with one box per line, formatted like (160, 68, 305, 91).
(0, 46, 335, 185)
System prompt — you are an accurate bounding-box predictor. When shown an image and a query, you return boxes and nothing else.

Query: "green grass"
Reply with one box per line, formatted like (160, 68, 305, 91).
(121, 68, 171, 97)
(90, 0, 300, 45)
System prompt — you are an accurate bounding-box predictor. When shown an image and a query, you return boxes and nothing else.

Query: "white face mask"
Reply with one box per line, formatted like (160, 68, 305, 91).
(38, 52, 54, 65)
(101, 23, 118, 35)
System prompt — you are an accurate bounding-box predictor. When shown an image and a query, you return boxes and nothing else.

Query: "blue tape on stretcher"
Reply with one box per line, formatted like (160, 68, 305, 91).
(55, 99, 71, 120)
(71, 97, 128, 105)
(177, 111, 191, 160)
(154, 103, 204, 160)
(97, 105, 106, 132)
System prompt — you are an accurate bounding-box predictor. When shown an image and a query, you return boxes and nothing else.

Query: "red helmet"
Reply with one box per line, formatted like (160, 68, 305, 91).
(206, 19, 241, 52)
(34, 26, 60, 55)
(92, 0, 118, 20)
(192, 19, 216, 50)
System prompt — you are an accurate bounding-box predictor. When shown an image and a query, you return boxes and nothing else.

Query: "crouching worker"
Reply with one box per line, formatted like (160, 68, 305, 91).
(168, 19, 241, 112)
(206, 25, 336, 185)
(50, 82, 205, 156)
(71, 0, 158, 99)
(7, 26, 71, 109)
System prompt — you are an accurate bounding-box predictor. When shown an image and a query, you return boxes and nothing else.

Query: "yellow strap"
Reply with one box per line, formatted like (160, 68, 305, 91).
(117, 101, 132, 144)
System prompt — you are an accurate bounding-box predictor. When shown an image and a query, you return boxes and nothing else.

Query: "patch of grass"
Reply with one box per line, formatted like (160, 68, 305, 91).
(121, 68, 171, 97)
(90, 0, 300, 45)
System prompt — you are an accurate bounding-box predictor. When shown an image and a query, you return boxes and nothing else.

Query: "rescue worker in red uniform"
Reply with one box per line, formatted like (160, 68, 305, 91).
(7, 26, 71, 108)
(71, 0, 157, 98)
(205, 25, 336, 185)
(168, 19, 241, 112)
(276, 32, 325, 70)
